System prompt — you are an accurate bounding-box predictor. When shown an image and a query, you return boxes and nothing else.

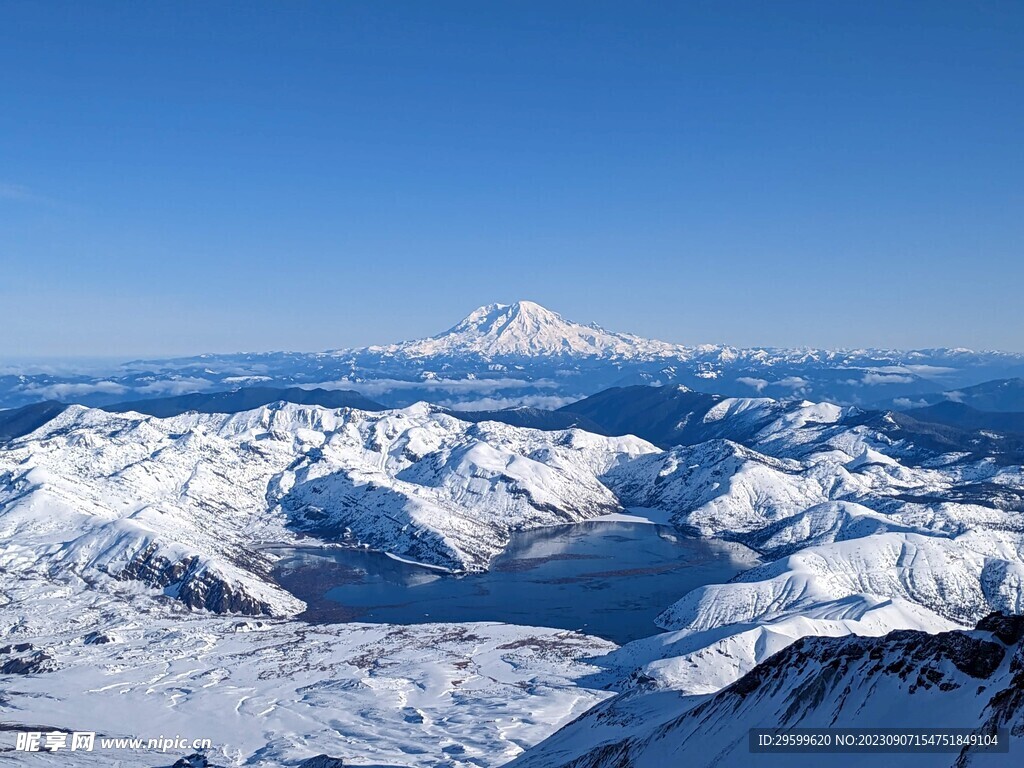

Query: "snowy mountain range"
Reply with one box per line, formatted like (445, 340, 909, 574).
(0, 402, 656, 618)
(4, 300, 1024, 410)
(2, 381, 1024, 765)
(3, 303, 1024, 766)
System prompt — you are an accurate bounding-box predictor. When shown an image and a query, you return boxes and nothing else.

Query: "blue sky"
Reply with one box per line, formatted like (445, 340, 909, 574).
(1, 1, 1021, 357)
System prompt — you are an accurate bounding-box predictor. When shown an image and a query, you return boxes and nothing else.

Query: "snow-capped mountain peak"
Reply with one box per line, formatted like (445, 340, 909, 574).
(380, 300, 686, 359)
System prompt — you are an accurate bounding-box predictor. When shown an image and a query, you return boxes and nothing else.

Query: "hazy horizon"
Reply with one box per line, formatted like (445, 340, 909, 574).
(3, 297, 1024, 364)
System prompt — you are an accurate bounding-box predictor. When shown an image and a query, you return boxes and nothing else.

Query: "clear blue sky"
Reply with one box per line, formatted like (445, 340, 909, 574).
(2, 1, 1021, 358)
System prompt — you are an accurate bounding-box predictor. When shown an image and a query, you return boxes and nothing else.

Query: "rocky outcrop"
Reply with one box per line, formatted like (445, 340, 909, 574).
(297, 756, 346, 768)
(0, 648, 56, 675)
(116, 543, 276, 616)
(518, 613, 1024, 768)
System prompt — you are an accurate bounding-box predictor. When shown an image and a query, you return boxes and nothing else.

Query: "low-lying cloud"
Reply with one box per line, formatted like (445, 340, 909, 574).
(736, 377, 769, 393)
(134, 378, 217, 396)
(24, 381, 129, 400)
(439, 395, 580, 412)
(303, 377, 560, 397)
(862, 373, 915, 385)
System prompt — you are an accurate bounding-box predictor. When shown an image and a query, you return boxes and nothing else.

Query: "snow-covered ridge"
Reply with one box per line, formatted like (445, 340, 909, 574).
(4, 393, 1024, 765)
(515, 613, 1024, 768)
(0, 401, 658, 617)
(504, 394, 1024, 766)
(4, 395, 1024, 630)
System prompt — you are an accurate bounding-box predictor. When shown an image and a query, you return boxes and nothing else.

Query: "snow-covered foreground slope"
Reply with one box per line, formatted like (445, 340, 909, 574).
(0, 574, 616, 768)
(513, 614, 1024, 768)
(0, 402, 656, 617)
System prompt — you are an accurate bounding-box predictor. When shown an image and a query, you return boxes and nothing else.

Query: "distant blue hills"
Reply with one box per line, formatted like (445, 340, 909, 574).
(3, 301, 1023, 412)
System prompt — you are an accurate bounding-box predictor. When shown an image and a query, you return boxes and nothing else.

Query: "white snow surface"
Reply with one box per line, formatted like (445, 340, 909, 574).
(0, 573, 616, 767)
(513, 617, 1024, 768)
(3, 395, 1024, 765)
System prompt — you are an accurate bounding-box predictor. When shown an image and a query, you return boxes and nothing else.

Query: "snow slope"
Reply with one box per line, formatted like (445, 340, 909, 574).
(0, 572, 616, 768)
(514, 614, 1024, 768)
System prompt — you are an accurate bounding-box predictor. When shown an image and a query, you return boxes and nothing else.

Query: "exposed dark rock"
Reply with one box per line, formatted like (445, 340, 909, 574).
(0, 651, 56, 675)
(0, 642, 34, 654)
(976, 611, 1024, 645)
(83, 631, 117, 645)
(170, 753, 226, 768)
(530, 614, 1024, 768)
(296, 756, 346, 768)
(959, 632, 1024, 766)
(115, 542, 276, 616)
